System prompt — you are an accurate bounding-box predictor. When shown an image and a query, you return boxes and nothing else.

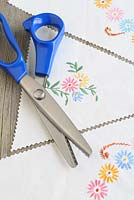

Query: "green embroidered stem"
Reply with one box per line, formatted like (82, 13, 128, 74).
(86, 85, 97, 95)
(66, 61, 83, 73)
(80, 85, 99, 101)
(46, 80, 69, 105)
(46, 62, 98, 104)
(56, 89, 69, 105)
(80, 88, 88, 95)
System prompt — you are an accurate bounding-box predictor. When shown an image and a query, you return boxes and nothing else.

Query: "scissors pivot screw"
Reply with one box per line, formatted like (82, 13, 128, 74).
(33, 89, 46, 100)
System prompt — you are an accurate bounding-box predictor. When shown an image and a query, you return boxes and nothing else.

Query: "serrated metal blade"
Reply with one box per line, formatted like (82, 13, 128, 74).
(38, 110, 78, 167)
(20, 75, 92, 157)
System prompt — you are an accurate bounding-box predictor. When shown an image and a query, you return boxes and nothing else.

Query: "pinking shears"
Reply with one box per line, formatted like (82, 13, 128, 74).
(0, 13, 92, 167)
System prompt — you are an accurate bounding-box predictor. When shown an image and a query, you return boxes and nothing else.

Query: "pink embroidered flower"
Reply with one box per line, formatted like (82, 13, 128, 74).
(61, 77, 78, 92)
(88, 179, 108, 200)
(106, 8, 124, 22)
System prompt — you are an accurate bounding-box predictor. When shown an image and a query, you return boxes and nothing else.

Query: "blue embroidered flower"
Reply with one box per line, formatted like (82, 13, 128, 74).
(115, 150, 134, 170)
(72, 91, 84, 102)
(120, 19, 134, 33)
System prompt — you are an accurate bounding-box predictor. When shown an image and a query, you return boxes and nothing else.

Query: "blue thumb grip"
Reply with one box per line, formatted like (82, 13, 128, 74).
(23, 13, 64, 77)
(0, 13, 27, 83)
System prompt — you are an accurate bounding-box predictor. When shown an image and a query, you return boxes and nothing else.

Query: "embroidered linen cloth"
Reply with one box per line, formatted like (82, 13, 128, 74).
(6, 1, 134, 200)
(13, 34, 134, 149)
(0, 118, 134, 200)
(10, 28, 134, 200)
(9, 0, 134, 61)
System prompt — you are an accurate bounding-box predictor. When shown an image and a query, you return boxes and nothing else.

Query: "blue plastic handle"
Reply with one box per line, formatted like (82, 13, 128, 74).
(23, 13, 64, 77)
(0, 13, 27, 83)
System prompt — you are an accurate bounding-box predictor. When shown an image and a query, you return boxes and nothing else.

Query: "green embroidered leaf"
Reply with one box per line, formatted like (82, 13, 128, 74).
(60, 92, 63, 97)
(62, 92, 69, 105)
(76, 66, 83, 72)
(66, 62, 75, 68)
(67, 70, 76, 73)
(89, 84, 95, 88)
(74, 61, 78, 67)
(90, 90, 96, 95)
(89, 84, 96, 90)
(96, 95, 98, 101)
(66, 61, 83, 73)
(57, 90, 69, 105)
(46, 80, 50, 88)
(50, 81, 60, 89)
(65, 97, 69, 105)
(70, 65, 75, 69)
(80, 88, 88, 95)
(66, 62, 74, 65)
(51, 89, 59, 96)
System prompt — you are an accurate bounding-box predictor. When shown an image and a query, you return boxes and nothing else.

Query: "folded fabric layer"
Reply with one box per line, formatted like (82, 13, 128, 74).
(9, 0, 134, 60)
(2, 118, 134, 200)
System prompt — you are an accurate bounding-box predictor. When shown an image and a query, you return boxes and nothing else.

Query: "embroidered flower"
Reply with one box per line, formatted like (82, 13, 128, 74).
(88, 179, 108, 200)
(131, 35, 134, 44)
(120, 19, 134, 33)
(106, 8, 124, 22)
(75, 73, 89, 88)
(61, 77, 78, 92)
(95, 0, 112, 9)
(99, 164, 119, 183)
(72, 91, 84, 102)
(46, 62, 98, 105)
(115, 150, 134, 170)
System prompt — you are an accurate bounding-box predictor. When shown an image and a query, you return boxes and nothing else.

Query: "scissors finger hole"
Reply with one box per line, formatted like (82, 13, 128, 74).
(35, 26, 58, 41)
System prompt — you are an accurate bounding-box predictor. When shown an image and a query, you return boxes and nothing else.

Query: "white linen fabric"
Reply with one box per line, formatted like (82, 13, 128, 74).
(1, 118, 134, 200)
(10, 30, 134, 200)
(9, 0, 134, 60)
(5, 2, 134, 199)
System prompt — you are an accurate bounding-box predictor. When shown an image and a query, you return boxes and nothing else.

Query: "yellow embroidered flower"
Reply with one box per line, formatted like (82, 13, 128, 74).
(75, 73, 89, 88)
(132, 35, 134, 44)
(99, 164, 119, 183)
(95, 0, 112, 9)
